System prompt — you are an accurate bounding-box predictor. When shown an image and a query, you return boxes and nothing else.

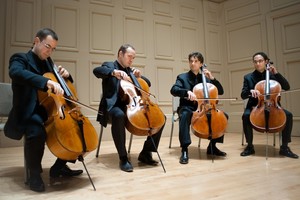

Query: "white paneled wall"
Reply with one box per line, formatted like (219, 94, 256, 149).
(1, 0, 300, 147)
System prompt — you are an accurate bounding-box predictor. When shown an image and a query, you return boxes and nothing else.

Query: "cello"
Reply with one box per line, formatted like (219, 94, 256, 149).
(191, 64, 228, 140)
(250, 61, 286, 133)
(119, 68, 166, 172)
(38, 58, 98, 190)
(119, 69, 165, 136)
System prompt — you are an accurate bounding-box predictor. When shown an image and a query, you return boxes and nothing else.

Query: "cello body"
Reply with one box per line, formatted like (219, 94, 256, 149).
(191, 82, 228, 139)
(250, 79, 286, 133)
(39, 71, 98, 161)
(119, 77, 165, 136)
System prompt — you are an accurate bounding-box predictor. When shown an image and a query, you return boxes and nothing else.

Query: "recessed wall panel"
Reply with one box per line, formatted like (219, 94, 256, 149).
(225, 1, 260, 24)
(180, 4, 197, 22)
(154, 21, 173, 60)
(54, 59, 77, 87)
(157, 67, 173, 103)
(90, 0, 114, 7)
(90, 12, 113, 54)
(282, 21, 300, 53)
(53, 5, 78, 51)
(90, 61, 102, 105)
(181, 25, 198, 61)
(124, 17, 146, 57)
(123, 0, 144, 12)
(207, 28, 221, 64)
(271, 0, 300, 10)
(206, 1, 219, 25)
(12, 0, 35, 45)
(153, 0, 172, 17)
(228, 67, 252, 104)
(227, 23, 263, 63)
(286, 60, 300, 116)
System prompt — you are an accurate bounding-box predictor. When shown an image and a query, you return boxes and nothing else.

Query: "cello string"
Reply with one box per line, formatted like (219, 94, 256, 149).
(121, 77, 156, 98)
(124, 79, 156, 98)
(46, 58, 102, 115)
(47, 57, 73, 97)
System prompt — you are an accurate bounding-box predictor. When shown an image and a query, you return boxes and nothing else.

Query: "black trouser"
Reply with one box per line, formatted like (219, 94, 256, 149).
(25, 114, 68, 176)
(108, 106, 164, 159)
(178, 106, 227, 149)
(242, 108, 292, 146)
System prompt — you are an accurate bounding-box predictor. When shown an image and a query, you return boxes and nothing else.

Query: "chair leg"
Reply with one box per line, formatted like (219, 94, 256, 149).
(95, 125, 104, 157)
(128, 134, 133, 153)
(279, 132, 282, 147)
(273, 132, 276, 146)
(198, 138, 201, 148)
(24, 139, 30, 185)
(242, 132, 245, 145)
(169, 113, 175, 148)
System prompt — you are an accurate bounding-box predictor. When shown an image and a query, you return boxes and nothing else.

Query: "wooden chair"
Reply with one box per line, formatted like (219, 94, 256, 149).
(169, 96, 201, 148)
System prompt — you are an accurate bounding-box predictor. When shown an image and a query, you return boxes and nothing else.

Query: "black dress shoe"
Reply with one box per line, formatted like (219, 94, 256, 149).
(29, 174, 45, 192)
(50, 165, 83, 178)
(207, 146, 227, 157)
(138, 151, 158, 166)
(119, 160, 133, 172)
(179, 151, 189, 164)
(279, 146, 299, 159)
(240, 145, 255, 156)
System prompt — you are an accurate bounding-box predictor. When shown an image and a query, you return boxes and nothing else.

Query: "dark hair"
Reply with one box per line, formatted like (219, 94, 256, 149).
(252, 52, 269, 61)
(188, 52, 204, 63)
(118, 44, 135, 56)
(35, 28, 58, 41)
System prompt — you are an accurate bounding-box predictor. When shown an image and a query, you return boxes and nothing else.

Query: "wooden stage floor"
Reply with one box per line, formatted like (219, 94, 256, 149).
(0, 132, 300, 200)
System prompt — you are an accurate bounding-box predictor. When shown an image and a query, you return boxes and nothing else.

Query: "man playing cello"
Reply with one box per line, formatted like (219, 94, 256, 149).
(240, 52, 298, 159)
(93, 44, 165, 172)
(4, 28, 83, 192)
(170, 51, 227, 164)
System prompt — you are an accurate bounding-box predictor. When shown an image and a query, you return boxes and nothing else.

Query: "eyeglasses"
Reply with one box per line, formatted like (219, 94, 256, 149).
(41, 41, 56, 52)
(253, 59, 264, 64)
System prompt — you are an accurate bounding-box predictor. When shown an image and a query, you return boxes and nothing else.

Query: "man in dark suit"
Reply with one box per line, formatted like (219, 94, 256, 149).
(241, 51, 298, 159)
(170, 51, 227, 164)
(4, 28, 83, 192)
(93, 44, 165, 172)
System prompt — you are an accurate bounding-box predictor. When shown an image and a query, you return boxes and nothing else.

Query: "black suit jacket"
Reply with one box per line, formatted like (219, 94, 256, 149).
(93, 60, 151, 127)
(241, 69, 290, 109)
(170, 70, 224, 111)
(4, 51, 50, 140)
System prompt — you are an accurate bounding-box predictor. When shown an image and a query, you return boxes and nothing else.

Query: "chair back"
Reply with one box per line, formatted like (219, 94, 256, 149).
(243, 98, 249, 109)
(172, 96, 180, 113)
(0, 83, 13, 117)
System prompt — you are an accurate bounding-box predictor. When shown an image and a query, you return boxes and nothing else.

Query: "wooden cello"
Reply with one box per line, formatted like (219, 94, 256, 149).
(38, 58, 98, 190)
(191, 64, 228, 140)
(119, 69, 165, 136)
(250, 61, 286, 133)
(119, 68, 166, 172)
(38, 58, 98, 161)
